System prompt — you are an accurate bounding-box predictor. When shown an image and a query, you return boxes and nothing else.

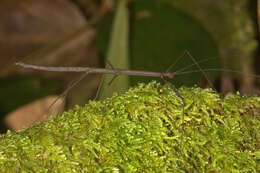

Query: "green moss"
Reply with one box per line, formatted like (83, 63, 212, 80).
(0, 81, 260, 172)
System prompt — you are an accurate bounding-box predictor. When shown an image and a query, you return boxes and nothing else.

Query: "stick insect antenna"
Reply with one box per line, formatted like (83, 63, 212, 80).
(173, 68, 260, 79)
(173, 57, 218, 75)
(166, 51, 187, 73)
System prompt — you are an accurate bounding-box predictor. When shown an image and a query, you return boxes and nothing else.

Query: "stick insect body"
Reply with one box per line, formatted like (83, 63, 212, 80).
(13, 50, 234, 154)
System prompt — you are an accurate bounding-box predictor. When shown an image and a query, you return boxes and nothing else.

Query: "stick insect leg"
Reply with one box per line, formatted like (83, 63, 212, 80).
(165, 50, 215, 154)
(98, 61, 120, 118)
(165, 50, 217, 154)
(94, 74, 105, 101)
(100, 74, 119, 121)
(32, 71, 90, 124)
(106, 60, 115, 70)
(166, 51, 188, 73)
(184, 50, 215, 89)
(166, 50, 215, 90)
(161, 77, 185, 154)
(97, 60, 118, 95)
(104, 60, 120, 86)
(93, 74, 107, 123)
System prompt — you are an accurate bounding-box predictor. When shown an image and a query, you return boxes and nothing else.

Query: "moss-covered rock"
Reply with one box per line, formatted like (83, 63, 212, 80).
(0, 82, 259, 172)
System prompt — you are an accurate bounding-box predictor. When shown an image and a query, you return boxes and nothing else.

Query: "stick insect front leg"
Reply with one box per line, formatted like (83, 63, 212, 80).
(164, 50, 215, 154)
(161, 77, 186, 154)
(93, 60, 122, 126)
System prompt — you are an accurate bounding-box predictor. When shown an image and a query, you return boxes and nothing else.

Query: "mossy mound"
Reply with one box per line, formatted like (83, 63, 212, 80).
(0, 82, 260, 172)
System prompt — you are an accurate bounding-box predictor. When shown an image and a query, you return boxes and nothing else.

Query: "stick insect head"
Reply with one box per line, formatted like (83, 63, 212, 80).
(167, 73, 174, 79)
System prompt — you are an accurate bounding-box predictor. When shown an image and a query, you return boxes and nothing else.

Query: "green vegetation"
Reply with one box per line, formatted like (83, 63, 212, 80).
(0, 82, 259, 172)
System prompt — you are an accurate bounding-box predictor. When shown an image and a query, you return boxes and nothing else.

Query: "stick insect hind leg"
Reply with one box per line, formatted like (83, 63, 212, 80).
(32, 60, 119, 126)
(163, 50, 215, 154)
(93, 60, 121, 124)
(32, 71, 90, 125)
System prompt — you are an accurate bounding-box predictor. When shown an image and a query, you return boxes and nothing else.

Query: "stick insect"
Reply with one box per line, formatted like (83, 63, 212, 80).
(15, 50, 260, 153)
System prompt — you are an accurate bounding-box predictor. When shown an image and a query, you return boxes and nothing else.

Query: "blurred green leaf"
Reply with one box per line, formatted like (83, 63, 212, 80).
(98, 0, 130, 100)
